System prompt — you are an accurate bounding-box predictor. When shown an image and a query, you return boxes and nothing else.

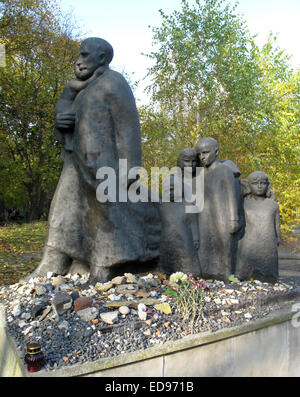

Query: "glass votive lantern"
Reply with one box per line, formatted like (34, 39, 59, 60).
(24, 343, 44, 372)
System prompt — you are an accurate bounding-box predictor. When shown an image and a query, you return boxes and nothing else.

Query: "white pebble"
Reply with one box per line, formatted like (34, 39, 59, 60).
(138, 311, 147, 321)
(159, 295, 168, 302)
(100, 311, 119, 325)
(230, 299, 239, 304)
(12, 304, 21, 317)
(214, 298, 221, 305)
(119, 306, 130, 315)
(18, 320, 27, 328)
(22, 326, 33, 335)
(137, 303, 147, 312)
(21, 312, 31, 320)
(107, 294, 122, 301)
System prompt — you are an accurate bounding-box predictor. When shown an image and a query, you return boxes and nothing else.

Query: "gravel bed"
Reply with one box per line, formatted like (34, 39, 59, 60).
(0, 271, 299, 372)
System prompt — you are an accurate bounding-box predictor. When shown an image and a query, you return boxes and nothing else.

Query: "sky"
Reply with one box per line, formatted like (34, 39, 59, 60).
(59, 0, 300, 104)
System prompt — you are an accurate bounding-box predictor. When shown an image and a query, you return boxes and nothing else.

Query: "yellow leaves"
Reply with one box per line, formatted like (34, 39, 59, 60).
(0, 221, 46, 286)
(154, 302, 172, 315)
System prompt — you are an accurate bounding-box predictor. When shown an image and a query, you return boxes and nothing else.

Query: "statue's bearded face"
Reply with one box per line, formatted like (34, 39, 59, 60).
(75, 42, 104, 81)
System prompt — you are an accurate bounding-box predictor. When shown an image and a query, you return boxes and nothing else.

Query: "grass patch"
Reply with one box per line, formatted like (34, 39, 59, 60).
(0, 221, 47, 286)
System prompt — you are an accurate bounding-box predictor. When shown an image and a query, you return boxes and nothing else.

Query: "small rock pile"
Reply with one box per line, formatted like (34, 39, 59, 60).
(0, 271, 298, 372)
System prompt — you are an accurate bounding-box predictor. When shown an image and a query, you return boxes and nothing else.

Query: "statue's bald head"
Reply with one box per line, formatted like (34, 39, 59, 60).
(195, 137, 219, 152)
(195, 137, 219, 167)
(81, 37, 114, 65)
(75, 37, 114, 80)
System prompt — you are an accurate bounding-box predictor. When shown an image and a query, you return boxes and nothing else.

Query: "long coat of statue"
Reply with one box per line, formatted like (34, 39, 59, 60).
(42, 66, 160, 282)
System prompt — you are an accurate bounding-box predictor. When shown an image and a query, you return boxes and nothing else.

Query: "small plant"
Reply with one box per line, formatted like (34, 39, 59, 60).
(165, 272, 206, 333)
(169, 271, 188, 286)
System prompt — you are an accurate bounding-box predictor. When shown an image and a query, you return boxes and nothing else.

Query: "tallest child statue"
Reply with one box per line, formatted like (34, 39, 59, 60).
(33, 38, 160, 282)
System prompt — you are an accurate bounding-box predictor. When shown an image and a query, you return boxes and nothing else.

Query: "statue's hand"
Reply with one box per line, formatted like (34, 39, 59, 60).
(229, 220, 240, 234)
(55, 112, 76, 130)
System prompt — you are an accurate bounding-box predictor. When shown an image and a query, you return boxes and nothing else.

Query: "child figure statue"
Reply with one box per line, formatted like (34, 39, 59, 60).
(235, 171, 280, 283)
(158, 148, 201, 277)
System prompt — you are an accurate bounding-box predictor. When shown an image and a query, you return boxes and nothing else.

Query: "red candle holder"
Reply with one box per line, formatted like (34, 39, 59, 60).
(24, 343, 44, 372)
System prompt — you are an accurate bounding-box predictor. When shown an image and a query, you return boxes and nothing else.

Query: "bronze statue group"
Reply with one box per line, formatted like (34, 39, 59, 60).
(159, 138, 280, 284)
(32, 37, 281, 285)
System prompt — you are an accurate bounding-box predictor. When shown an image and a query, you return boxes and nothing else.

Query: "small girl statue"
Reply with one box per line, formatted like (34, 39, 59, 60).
(235, 171, 280, 283)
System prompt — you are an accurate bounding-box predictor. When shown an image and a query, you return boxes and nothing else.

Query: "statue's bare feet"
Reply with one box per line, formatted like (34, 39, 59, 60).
(89, 266, 111, 285)
(25, 246, 72, 281)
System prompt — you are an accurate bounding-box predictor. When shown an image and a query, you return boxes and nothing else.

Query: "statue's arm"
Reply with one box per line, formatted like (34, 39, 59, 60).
(275, 203, 281, 246)
(224, 167, 240, 234)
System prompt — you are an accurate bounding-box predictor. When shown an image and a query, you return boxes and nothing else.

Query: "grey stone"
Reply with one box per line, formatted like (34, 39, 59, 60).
(31, 302, 48, 319)
(111, 276, 126, 285)
(136, 278, 151, 290)
(58, 320, 69, 330)
(52, 292, 73, 315)
(100, 311, 119, 325)
(55, 283, 74, 293)
(21, 312, 31, 321)
(95, 282, 113, 292)
(77, 307, 99, 322)
(70, 290, 80, 301)
(44, 283, 53, 293)
(145, 277, 159, 288)
(35, 285, 47, 296)
(115, 284, 139, 296)
(124, 273, 138, 284)
(51, 276, 66, 287)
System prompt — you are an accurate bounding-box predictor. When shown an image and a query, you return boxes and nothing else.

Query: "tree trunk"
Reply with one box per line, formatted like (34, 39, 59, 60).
(25, 178, 47, 222)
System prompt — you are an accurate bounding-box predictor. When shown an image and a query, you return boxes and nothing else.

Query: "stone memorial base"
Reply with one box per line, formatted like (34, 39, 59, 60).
(1, 274, 300, 377)
(1, 300, 300, 377)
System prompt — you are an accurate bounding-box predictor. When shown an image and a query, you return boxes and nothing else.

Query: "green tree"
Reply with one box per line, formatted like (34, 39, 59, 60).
(141, 0, 300, 234)
(144, 0, 260, 159)
(0, 0, 81, 222)
(249, 35, 300, 234)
